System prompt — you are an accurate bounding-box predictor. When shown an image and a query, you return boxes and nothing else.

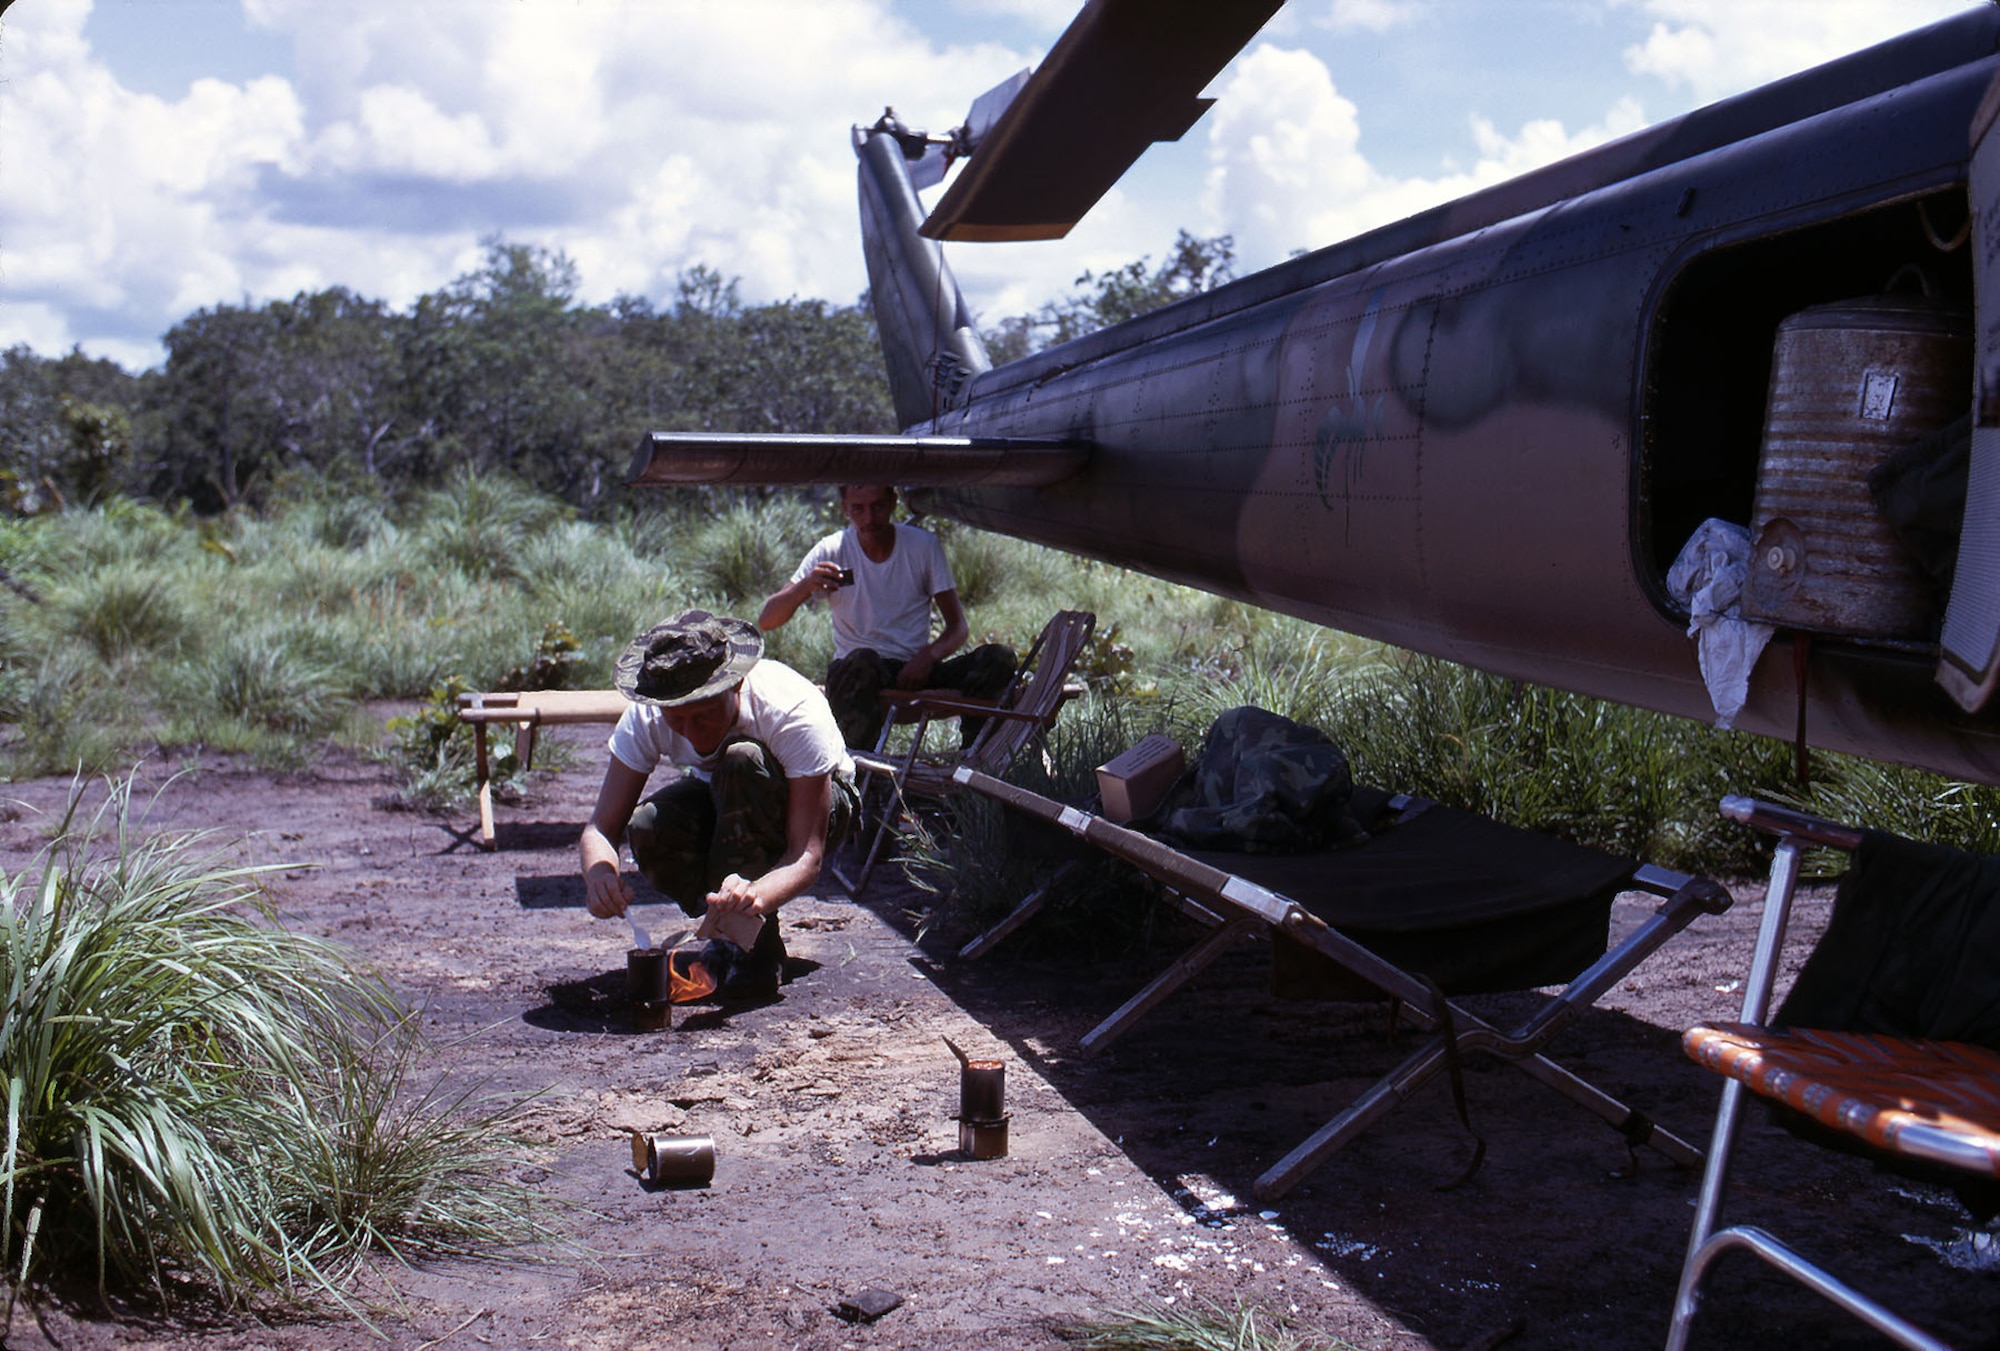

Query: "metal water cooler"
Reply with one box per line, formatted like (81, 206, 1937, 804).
(1741, 292, 1970, 641)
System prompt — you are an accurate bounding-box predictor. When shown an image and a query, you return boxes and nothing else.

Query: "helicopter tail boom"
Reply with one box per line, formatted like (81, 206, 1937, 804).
(856, 122, 989, 430)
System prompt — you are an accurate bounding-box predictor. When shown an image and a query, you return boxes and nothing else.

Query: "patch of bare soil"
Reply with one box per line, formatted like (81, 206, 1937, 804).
(3, 718, 1996, 1351)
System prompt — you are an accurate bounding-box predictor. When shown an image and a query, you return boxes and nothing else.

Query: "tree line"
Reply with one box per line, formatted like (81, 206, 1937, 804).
(0, 231, 1234, 516)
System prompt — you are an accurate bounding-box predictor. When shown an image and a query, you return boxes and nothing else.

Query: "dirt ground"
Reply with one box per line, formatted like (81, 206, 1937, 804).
(3, 716, 1997, 1351)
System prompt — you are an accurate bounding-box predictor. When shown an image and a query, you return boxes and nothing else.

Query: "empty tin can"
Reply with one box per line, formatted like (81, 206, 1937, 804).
(958, 1118, 1009, 1160)
(628, 947, 670, 1003)
(631, 1133, 716, 1187)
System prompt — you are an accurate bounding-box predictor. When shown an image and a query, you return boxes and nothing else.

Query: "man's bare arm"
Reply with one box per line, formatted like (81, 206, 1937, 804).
(579, 759, 650, 918)
(706, 773, 833, 918)
(895, 587, 972, 689)
(758, 563, 845, 632)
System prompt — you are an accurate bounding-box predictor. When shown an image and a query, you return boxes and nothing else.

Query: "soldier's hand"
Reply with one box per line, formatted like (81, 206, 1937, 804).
(706, 872, 765, 917)
(896, 650, 938, 690)
(583, 862, 633, 919)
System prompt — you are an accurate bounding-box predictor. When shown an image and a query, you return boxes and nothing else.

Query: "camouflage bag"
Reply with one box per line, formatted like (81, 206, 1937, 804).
(1155, 706, 1365, 854)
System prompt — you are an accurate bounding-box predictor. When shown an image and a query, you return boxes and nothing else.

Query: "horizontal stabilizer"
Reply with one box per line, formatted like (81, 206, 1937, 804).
(626, 432, 1089, 488)
(922, 0, 1284, 242)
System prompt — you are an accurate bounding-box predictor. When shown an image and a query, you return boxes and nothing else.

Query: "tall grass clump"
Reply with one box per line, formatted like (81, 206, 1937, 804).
(1065, 1298, 1357, 1350)
(0, 776, 547, 1315)
(899, 694, 1179, 950)
(155, 629, 352, 766)
(0, 650, 135, 779)
(690, 495, 821, 609)
(1314, 654, 1798, 871)
(39, 500, 191, 573)
(1806, 752, 2000, 856)
(56, 573, 189, 664)
(406, 470, 572, 583)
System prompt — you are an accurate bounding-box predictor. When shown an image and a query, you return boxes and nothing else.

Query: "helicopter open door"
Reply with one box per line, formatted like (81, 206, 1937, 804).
(1938, 71, 2000, 712)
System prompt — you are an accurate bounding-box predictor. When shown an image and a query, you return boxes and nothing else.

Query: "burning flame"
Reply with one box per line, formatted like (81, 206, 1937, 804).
(669, 950, 716, 1003)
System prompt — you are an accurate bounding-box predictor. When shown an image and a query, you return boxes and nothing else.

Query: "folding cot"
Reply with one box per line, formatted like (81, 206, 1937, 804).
(953, 765, 1734, 1199)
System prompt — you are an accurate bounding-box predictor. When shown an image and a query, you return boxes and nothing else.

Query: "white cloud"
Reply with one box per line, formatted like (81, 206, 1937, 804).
(1, 0, 1070, 365)
(1201, 43, 1648, 267)
(941, 0, 1075, 29)
(1, 0, 1981, 370)
(0, 1, 310, 355)
(1314, 0, 1423, 34)
(1623, 0, 1978, 104)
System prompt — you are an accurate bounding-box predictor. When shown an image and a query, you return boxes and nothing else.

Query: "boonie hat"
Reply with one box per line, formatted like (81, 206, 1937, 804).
(614, 610, 762, 708)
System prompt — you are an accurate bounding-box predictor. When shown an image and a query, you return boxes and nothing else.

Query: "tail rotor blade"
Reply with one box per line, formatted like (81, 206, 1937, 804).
(921, 0, 1285, 242)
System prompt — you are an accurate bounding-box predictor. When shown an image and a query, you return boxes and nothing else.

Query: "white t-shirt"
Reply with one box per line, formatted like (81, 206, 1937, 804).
(789, 523, 954, 662)
(607, 660, 854, 782)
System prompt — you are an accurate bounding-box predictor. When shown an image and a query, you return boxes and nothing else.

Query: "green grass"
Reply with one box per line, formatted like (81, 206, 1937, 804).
(0, 775, 550, 1315)
(1065, 1299, 1359, 1351)
(0, 477, 1991, 877)
(56, 573, 189, 664)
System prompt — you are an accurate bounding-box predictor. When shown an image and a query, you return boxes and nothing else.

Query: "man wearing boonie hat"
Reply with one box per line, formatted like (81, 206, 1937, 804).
(579, 609, 858, 999)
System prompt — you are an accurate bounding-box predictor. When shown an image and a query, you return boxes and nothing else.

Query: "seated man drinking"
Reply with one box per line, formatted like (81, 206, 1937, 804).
(758, 483, 1015, 750)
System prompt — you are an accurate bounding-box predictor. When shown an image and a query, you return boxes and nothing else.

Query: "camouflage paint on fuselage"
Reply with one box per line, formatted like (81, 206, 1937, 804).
(909, 14, 2000, 783)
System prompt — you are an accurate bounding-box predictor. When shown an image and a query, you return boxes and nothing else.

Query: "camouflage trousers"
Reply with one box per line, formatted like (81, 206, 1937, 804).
(824, 643, 1018, 750)
(626, 737, 860, 917)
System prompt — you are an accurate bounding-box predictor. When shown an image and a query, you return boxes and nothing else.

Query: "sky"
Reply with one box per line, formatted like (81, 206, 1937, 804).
(0, 0, 1984, 372)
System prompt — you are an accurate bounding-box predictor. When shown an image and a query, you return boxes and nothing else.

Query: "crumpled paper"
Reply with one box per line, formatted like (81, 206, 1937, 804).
(1667, 518, 1775, 730)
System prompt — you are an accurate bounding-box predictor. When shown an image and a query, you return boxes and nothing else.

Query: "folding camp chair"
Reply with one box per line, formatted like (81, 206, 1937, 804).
(955, 766, 1732, 1199)
(1667, 796, 2000, 1351)
(834, 609, 1094, 893)
(456, 689, 630, 849)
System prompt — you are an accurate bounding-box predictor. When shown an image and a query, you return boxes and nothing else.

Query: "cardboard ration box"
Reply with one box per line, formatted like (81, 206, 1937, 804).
(1095, 734, 1187, 824)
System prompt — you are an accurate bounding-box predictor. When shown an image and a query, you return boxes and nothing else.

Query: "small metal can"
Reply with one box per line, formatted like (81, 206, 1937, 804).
(628, 947, 670, 1004)
(959, 1060, 1005, 1122)
(958, 1118, 1009, 1160)
(637, 1133, 716, 1187)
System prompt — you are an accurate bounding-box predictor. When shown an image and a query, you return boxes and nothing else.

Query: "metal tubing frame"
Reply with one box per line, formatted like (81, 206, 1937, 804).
(1665, 801, 1964, 1351)
(957, 768, 1723, 1195)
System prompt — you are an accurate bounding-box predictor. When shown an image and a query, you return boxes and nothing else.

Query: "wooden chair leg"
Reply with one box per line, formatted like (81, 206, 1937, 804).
(474, 723, 496, 851)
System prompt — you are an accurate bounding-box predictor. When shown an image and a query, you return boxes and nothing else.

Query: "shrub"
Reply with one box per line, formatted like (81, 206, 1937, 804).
(58, 573, 188, 663)
(0, 776, 548, 1312)
(691, 496, 819, 608)
(382, 678, 498, 810)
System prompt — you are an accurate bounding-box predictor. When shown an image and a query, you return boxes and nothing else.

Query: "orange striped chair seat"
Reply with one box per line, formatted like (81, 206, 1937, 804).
(1684, 1022, 2000, 1175)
